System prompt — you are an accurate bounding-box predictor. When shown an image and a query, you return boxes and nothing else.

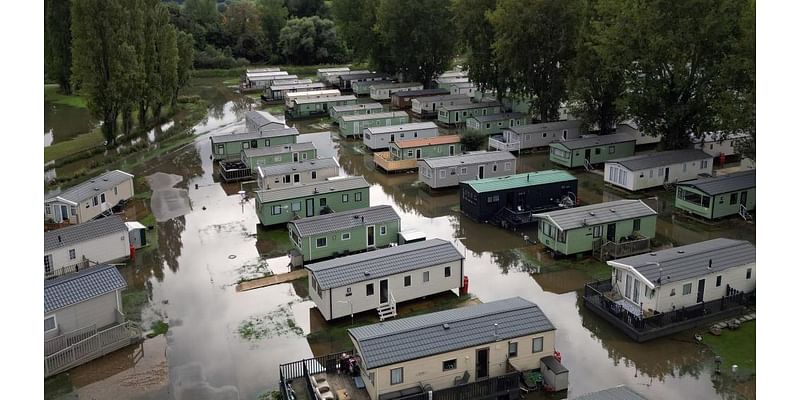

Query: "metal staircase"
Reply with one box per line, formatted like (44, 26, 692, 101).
(739, 204, 753, 221)
(583, 158, 594, 171)
(377, 293, 397, 321)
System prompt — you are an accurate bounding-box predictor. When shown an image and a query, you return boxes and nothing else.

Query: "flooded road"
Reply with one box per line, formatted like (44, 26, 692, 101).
(46, 77, 754, 400)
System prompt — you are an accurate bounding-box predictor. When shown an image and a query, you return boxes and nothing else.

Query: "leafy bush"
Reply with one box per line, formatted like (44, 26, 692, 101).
(460, 130, 486, 151)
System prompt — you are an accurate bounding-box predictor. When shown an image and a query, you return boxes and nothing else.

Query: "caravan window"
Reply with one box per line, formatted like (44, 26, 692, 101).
(390, 368, 404, 385)
(532, 337, 543, 353)
(45, 316, 57, 333)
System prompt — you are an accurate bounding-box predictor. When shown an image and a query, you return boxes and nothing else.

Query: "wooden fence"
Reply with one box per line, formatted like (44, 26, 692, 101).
(44, 321, 141, 377)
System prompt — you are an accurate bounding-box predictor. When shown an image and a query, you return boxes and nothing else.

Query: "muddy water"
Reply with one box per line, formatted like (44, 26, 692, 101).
(47, 78, 754, 400)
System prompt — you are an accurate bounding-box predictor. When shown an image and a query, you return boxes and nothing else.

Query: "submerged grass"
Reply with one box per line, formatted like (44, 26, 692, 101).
(44, 128, 104, 163)
(44, 373, 74, 400)
(703, 320, 756, 376)
(516, 247, 612, 281)
(256, 225, 295, 258)
(45, 84, 88, 108)
(148, 320, 170, 338)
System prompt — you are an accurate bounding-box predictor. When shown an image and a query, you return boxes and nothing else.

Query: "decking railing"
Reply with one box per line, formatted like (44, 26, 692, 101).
(279, 350, 354, 380)
(373, 152, 419, 172)
(44, 321, 142, 378)
(381, 372, 521, 400)
(583, 279, 754, 342)
(488, 136, 520, 152)
(45, 324, 97, 356)
(592, 237, 651, 261)
(45, 259, 97, 280)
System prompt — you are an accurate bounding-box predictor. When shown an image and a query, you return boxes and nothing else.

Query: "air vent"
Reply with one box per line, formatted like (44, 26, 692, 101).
(610, 209, 616, 213)
(363, 271, 370, 276)
(589, 212, 596, 216)
(677, 250, 685, 254)
(443, 323, 450, 330)
(649, 253, 657, 256)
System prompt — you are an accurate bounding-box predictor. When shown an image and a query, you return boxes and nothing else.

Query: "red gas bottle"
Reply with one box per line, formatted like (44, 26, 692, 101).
(460, 276, 469, 295)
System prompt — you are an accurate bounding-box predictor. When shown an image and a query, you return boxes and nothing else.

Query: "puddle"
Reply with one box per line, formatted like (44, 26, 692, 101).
(44, 100, 97, 146)
(147, 172, 192, 222)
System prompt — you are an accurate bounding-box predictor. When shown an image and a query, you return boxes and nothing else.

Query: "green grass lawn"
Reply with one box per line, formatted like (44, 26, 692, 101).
(45, 84, 87, 108)
(703, 320, 756, 376)
(44, 128, 104, 162)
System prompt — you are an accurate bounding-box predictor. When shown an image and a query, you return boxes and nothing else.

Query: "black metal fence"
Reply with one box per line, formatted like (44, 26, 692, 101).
(383, 372, 521, 400)
(279, 350, 352, 380)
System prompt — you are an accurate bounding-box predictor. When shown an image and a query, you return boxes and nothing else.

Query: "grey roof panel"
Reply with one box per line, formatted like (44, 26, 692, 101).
(677, 170, 756, 195)
(241, 142, 316, 158)
(211, 127, 298, 144)
(369, 82, 423, 90)
(366, 122, 438, 135)
(414, 94, 472, 104)
(391, 89, 450, 98)
(609, 238, 755, 286)
(339, 111, 409, 122)
(289, 205, 399, 237)
(348, 297, 555, 369)
(246, 111, 282, 128)
(541, 356, 568, 374)
(470, 112, 527, 123)
(534, 200, 657, 231)
(293, 95, 357, 105)
(573, 386, 649, 400)
(257, 158, 338, 178)
(46, 170, 134, 204)
(421, 151, 516, 169)
(331, 103, 383, 112)
(269, 82, 324, 91)
(45, 216, 128, 252)
(255, 176, 369, 204)
(440, 101, 502, 112)
(306, 238, 459, 289)
(553, 133, 635, 150)
(509, 120, 583, 134)
(44, 264, 127, 313)
(608, 150, 711, 171)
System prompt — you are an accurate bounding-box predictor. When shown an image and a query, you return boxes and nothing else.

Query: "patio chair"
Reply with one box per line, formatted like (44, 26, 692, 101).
(453, 370, 470, 386)
(314, 387, 335, 400)
(311, 376, 331, 393)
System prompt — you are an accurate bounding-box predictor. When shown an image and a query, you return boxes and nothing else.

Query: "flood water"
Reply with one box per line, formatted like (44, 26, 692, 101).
(45, 77, 755, 400)
(44, 100, 96, 147)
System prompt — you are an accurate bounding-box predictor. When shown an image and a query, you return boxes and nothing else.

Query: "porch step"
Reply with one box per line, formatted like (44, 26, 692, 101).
(377, 303, 397, 321)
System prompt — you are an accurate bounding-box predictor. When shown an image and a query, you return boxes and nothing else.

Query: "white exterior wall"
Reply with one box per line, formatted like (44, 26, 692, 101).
(604, 157, 713, 191)
(258, 165, 339, 190)
(693, 138, 739, 157)
(418, 159, 517, 189)
(45, 178, 134, 224)
(506, 125, 583, 149)
(326, 259, 463, 320)
(46, 291, 121, 341)
(450, 85, 478, 98)
(370, 85, 424, 101)
(612, 262, 756, 314)
(46, 231, 130, 274)
(411, 97, 471, 115)
(363, 127, 439, 150)
(359, 330, 556, 398)
(309, 276, 332, 321)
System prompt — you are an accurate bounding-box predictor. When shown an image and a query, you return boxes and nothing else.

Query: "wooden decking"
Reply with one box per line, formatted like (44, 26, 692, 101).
(236, 269, 308, 292)
(45, 320, 142, 377)
(373, 152, 418, 172)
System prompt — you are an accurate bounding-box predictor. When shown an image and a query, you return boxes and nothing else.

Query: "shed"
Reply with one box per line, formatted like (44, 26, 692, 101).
(363, 122, 439, 150)
(338, 111, 410, 137)
(549, 133, 637, 168)
(418, 151, 517, 189)
(533, 199, 658, 258)
(459, 170, 578, 224)
(540, 356, 569, 392)
(257, 157, 339, 190)
(605, 150, 713, 191)
(44, 216, 131, 278)
(437, 101, 503, 126)
(125, 221, 147, 249)
(329, 102, 384, 121)
(465, 112, 530, 136)
(675, 170, 755, 219)
(390, 88, 450, 109)
(369, 82, 424, 101)
(254, 176, 370, 226)
(45, 170, 135, 225)
(288, 205, 401, 264)
(488, 120, 584, 152)
(410, 94, 472, 118)
(607, 238, 755, 314)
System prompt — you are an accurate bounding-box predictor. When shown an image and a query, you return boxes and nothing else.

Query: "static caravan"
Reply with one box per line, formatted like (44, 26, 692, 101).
(352, 79, 394, 96)
(240, 142, 318, 169)
(534, 199, 657, 259)
(489, 120, 584, 152)
(607, 238, 755, 317)
(317, 67, 350, 81)
(248, 67, 281, 74)
(268, 75, 305, 85)
(338, 72, 391, 91)
(437, 101, 503, 126)
(254, 176, 370, 226)
(210, 127, 299, 161)
(418, 151, 517, 189)
(411, 94, 472, 118)
(614, 120, 662, 146)
(675, 170, 755, 220)
(244, 71, 289, 89)
(363, 122, 439, 151)
(44, 265, 139, 377)
(307, 239, 463, 321)
(369, 82, 424, 101)
(329, 102, 384, 122)
(548, 133, 636, 168)
(434, 76, 470, 91)
(691, 131, 751, 159)
(44, 170, 135, 225)
(465, 112, 530, 136)
(257, 157, 339, 190)
(263, 82, 324, 102)
(244, 110, 284, 134)
(284, 89, 342, 108)
(288, 205, 401, 264)
(604, 150, 713, 191)
(323, 69, 369, 85)
(286, 95, 358, 119)
(347, 298, 562, 400)
(338, 111, 410, 137)
(390, 88, 449, 109)
(375, 135, 463, 173)
(44, 216, 131, 278)
(449, 82, 479, 98)
(459, 170, 578, 223)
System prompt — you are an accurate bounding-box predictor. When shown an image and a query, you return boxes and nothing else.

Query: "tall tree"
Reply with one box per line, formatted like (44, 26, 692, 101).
(257, 0, 289, 58)
(278, 16, 346, 65)
(71, 0, 136, 145)
(45, 0, 73, 94)
(175, 31, 195, 107)
(567, 0, 626, 134)
(490, 0, 580, 121)
(152, 3, 179, 120)
(331, 0, 379, 62)
(184, 0, 220, 25)
(224, 0, 268, 61)
(452, 0, 508, 100)
(595, 0, 746, 149)
(375, 0, 456, 87)
(285, 0, 326, 18)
